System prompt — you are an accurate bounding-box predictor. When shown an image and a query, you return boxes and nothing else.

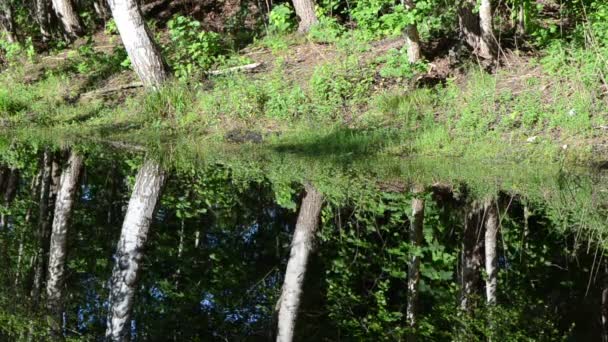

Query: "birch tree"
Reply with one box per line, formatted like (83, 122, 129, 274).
(103, 0, 171, 338)
(406, 193, 424, 341)
(45, 152, 84, 338)
(484, 198, 498, 305)
(458, 0, 496, 60)
(403, 0, 421, 63)
(292, 0, 318, 33)
(276, 184, 324, 342)
(52, 0, 84, 40)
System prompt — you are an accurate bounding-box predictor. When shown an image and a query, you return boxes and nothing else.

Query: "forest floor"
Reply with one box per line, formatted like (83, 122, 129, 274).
(1, 27, 607, 168)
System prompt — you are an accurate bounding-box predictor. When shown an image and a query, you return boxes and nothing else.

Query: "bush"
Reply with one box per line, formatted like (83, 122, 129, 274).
(166, 15, 224, 79)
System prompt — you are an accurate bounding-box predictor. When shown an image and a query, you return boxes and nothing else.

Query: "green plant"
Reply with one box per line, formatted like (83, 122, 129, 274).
(166, 15, 224, 79)
(308, 16, 345, 43)
(377, 48, 427, 79)
(268, 4, 296, 34)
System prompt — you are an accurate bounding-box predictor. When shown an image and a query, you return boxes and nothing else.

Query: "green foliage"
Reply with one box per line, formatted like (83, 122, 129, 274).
(308, 16, 345, 43)
(268, 4, 296, 34)
(310, 57, 374, 118)
(166, 15, 224, 79)
(0, 37, 35, 65)
(377, 48, 427, 78)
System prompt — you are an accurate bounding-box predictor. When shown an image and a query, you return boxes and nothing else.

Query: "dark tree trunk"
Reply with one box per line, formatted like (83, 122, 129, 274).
(460, 201, 484, 312)
(0, 0, 17, 43)
(30, 150, 54, 310)
(1, 167, 19, 228)
(276, 184, 324, 342)
(35, 0, 52, 42)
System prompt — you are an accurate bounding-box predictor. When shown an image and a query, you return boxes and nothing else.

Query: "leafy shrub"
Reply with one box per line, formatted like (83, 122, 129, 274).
(308, 16, 345, 43)
(310, 57, 374, 118)
(166, 15, 224, 79)
(268, 4, 296, 34)
(377, 48, 427, 79)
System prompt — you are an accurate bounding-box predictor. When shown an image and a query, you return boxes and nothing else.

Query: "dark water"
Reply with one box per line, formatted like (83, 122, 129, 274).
(0, 136, 607, 341)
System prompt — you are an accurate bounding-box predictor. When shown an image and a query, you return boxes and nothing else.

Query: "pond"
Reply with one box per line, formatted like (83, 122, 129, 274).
(0, 132, 607, 341)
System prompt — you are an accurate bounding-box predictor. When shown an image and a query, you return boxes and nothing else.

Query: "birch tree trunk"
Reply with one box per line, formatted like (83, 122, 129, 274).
(106, 0, 170, 88)
(36, 0, 52, 42)
(403, 0, 421, 63)
(292, 0, 318, 33)
(478, 0, 497, 60)
(104, 0, 171, 338)
(105, 160, 166, 341)
(51, 0, 83, 40)
(458, 0, 495, 60)
(460, 202, 484, 312)
(406, 195, 424, 341)
(45, 152, 84, 338)
(30, 150, 54, 310)
(276, 185, 323, 342)
(484, 198, 498, 305)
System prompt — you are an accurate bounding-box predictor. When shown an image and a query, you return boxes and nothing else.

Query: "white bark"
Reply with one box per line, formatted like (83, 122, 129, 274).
(406, 196, 424, 341)
(51, 0, 83, 39)
(483, 199, 498, 305)
(105, 160, 166, 341)
(276, 185, 323, 342)
(45, 152, 84, 337)
(104, 2, 170, 338)
(458, 0, 495, 60)
(292, 0, 318, 33)
(106, 0, 170, 88)
(403, 0, 421, 63)
(478, 0, 496, 60)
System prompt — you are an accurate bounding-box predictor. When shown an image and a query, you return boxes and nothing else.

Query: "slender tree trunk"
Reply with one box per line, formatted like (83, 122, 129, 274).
(460, 202, 484, 312)
(516, 3, 525, 35)
(0, 0, 17, 43)
(105, 160, 166, 341)
(276, 185, 323, 342)
(458, 0, 495, 60)
(403, 0, 421, 63)
(51, 0, 83, 40)
(406, 195, 424, 341)
(106, 0, 170, 87)
(46, 152, 84, 339)
(30, 150, 54, 310)
(484, 198, 498, 305)
(36, 0, 52, 42)
(104, 0, 171, 338)
(478, 0, 496, 59)
(292, 0, 317, 33)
